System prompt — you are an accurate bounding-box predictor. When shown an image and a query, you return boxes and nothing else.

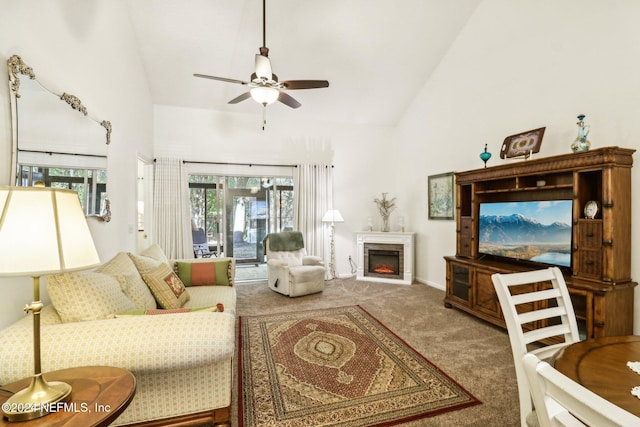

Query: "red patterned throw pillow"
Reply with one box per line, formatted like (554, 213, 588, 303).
(141, 263, 190, 309)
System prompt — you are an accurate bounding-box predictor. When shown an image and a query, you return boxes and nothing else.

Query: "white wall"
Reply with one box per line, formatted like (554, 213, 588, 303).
(398, 0, 640, 331)
(0, 0, 154, 328)
(153, 105, 400, 275)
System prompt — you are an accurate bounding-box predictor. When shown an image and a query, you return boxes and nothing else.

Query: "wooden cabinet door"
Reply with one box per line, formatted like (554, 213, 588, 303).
(447, 262, 471, 307)
(568, 290, 590, 340)
(473, 269, 499, 318)
(458, 217, 473, 257)
(575, 220, 603, 279)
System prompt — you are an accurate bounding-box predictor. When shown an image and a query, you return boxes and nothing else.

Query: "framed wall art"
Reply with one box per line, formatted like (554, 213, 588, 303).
(499, 127, 546, 159)
(428, 172, 454, 220)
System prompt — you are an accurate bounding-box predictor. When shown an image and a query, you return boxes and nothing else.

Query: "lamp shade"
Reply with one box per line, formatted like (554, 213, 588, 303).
(322, 209, 344, 223)
(0, 186, 100, 276)
(250, 86, 279, 105)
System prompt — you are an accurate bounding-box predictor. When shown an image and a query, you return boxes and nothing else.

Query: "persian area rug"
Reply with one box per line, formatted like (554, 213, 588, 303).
(238, 305, 481, 427)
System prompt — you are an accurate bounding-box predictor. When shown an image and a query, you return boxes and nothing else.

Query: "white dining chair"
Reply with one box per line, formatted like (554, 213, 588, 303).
(523, 353, 640, 426)
(492, 267, 581, 427)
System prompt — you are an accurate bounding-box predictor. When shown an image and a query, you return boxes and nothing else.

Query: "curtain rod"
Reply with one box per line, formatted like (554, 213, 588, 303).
(153, 159, 334, 168)
(18, 149, 107, 159)
(181, 160, 298, 167)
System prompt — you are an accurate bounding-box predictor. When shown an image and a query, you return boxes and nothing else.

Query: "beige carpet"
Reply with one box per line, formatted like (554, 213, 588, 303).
(238, 305, 480, 426)
(233, 277, 521, 426)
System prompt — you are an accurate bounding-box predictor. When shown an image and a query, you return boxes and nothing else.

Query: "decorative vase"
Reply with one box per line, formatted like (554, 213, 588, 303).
(479, 143, 492, 168)
(571, 114, 591, 153)
(381, 215, 390, 232)
(374, 193, 396, 232)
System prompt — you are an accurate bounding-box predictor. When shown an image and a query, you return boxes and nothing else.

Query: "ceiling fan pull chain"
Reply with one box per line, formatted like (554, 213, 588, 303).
(262, 104, 267, 130)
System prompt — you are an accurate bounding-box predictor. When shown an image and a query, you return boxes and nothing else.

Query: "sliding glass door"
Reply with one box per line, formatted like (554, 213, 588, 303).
(225, 186, 267, 264)
(189, 175, 294, 275)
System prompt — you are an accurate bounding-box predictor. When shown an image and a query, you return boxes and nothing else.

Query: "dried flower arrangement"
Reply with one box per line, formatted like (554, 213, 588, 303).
(374, 192, 396, 231)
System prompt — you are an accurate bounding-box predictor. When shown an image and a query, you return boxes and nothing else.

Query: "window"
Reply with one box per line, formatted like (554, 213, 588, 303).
(269, 177, 294, 232)
(19, 165, 107, 216)
(189, 175, 224, 255)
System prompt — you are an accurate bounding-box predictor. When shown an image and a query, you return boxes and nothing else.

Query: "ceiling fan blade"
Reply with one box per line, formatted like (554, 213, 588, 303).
(254, 54, 272, 80)
(228, 92, 252, 104)
(277, 91, 301, 109)
(194, 73, 249, 85)
(282, 80, 329, 90)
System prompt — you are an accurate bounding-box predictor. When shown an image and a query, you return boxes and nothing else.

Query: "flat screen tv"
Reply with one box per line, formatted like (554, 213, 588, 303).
(478, 200, 573, 267)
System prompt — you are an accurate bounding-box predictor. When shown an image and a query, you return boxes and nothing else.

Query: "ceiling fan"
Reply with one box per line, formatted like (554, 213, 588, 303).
(194, 0, 329, 113)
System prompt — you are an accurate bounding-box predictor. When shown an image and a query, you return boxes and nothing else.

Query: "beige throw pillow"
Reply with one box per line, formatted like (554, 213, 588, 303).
(46, 272, 136, 323)
(140, 243, 170, 265)
(128, 252, 162, 275)
(96, 252, 157, 310)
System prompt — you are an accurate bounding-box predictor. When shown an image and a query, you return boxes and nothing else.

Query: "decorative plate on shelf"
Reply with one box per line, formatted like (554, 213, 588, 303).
(584, 200, 599, 219)
(499, 127, 546, 159)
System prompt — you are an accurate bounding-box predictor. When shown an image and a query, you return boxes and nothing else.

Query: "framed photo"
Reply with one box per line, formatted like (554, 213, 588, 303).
(428, 172, 454, 220)
(500, 127, 546, 159)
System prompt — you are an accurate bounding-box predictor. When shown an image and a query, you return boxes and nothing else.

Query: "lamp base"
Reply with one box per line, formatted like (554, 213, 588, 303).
(2, 373, 72, 422)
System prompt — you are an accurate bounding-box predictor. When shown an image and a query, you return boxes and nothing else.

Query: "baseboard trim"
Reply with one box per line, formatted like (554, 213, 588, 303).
(121, 406, 230, 427)
(337, 273, 445, 291)
(415, 277, 445, 291)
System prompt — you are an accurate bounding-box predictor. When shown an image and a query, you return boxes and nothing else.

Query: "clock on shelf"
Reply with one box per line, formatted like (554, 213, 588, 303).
(584, 200, 599, 219)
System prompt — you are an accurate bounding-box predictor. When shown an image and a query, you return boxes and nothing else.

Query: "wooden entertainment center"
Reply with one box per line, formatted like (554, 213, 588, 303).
(444, 146, 636, 340)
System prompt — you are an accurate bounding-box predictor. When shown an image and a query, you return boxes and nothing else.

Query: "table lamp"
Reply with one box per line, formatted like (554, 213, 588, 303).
(322, 209, 344, 280)
(0, 186, 100, 421)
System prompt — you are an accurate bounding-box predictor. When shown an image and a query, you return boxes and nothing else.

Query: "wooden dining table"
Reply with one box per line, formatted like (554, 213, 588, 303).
(552, 335, 640, 417)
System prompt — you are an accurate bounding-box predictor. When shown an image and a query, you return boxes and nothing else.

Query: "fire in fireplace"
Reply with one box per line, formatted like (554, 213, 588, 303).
(373, 263, 396, 274)
(364, 243, 404, 280)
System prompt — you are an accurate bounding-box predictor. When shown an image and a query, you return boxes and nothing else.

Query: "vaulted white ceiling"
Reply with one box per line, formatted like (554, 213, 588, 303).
(126, 0, 480, 127)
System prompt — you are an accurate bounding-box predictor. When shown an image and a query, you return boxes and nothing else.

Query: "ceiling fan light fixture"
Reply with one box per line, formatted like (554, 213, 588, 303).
(250, 86, 279, 105)
(193, 0, 328, 119)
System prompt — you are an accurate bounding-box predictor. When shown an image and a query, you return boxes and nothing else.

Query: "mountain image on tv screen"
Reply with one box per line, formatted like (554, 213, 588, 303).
(478, 200, 573, 267)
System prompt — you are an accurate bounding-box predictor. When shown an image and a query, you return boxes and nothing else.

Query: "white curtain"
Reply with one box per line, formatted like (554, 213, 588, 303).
(294, 164, 331, 272)
(151, 158, 193, 259)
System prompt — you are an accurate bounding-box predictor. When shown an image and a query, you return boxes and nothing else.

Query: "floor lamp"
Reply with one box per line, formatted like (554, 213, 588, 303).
(322, 209, 344, 280)
(0, 186, 100, 421)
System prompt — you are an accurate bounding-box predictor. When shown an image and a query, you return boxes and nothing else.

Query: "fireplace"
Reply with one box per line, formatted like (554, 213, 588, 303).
(364, 244, 403, 280)
(356, 232, 415, 285)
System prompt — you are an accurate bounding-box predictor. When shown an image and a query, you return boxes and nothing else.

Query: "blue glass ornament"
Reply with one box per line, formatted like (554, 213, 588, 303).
(480, 143, 492, 168)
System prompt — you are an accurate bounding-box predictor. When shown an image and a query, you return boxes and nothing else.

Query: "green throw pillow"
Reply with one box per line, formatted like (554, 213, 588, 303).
(176, 260, 231, 286)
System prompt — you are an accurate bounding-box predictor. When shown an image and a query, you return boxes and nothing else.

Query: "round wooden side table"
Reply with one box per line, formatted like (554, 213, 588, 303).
(0, 366, 136, 427)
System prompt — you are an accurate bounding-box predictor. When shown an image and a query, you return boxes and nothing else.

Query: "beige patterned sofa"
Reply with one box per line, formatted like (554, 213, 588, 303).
(0, 245, 236, 426)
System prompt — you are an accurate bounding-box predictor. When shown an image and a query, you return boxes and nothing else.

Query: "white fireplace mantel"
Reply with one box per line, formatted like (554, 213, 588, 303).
(356, 232, 415, 285)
